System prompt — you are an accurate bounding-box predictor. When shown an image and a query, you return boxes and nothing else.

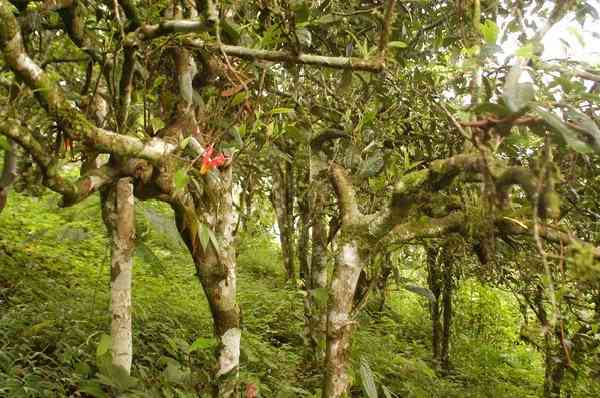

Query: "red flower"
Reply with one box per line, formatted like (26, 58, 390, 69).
(199, 144, 229, 174)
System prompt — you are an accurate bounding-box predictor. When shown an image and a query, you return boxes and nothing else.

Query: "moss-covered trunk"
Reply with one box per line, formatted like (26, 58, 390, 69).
(426, 247, 442, 366)
(440, 244, 454, 374)
(174, 166, 240, 398)
(543, 328, 565, 398)
(0, 139, 17, 214)
(101, 178, 135, 373)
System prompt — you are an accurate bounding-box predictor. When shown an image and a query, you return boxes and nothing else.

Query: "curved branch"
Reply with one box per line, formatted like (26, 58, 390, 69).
(0, 4, 176, 163)
(329, 162, 365, 228)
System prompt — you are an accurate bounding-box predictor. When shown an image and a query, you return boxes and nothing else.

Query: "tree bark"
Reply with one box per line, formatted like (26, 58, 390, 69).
(271, 161, 296, 280)
(440, 244, 454, 375)
(426, 247, 442, 366)
(0, 139, 18, 213)
(323, 239, 362, 398)
(543, 327, 566, 398)
(309, 187, 329, 362)
(174, 167, 240, 398)
(101, 178, 135, 374)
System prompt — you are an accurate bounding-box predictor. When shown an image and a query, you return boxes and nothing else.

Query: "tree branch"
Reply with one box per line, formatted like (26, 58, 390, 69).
(118, 0, 141, 30)
(186, 40, 384, 72)
(378, 0, 396, 58)
(0, 3, 177, 163)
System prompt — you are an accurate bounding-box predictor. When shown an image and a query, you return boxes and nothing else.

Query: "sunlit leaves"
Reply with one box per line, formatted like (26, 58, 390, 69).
(199, 222, 219, 251)
(96, 334, 111, 357)
(479, 20, 499, 45)
(515, 43, 535, 59)
(188, 337, 213, 353)
(388, 41, 408, 49)
(503, 65, 535, 113)
(360, 357, 378, 398)
(173, 168, 190, 192)
(532, 105, 595, 154)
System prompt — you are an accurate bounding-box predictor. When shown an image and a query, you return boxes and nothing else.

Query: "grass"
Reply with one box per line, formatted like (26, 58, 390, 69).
(0, 191, 570, 397)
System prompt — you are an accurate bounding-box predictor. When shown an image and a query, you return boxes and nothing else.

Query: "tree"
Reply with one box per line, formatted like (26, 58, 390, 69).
(2, 1, 600, 397)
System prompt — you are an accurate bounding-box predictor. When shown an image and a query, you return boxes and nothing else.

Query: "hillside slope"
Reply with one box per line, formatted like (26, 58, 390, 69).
(1, 192, 546, 397)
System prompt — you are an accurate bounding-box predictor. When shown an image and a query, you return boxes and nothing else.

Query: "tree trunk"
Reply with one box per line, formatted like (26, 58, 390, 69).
(440, 245, 454, 375)
(101, 178, 135, 373)
(323, 239, 362, 398)
(309, 187, 329, 362)
(543, 328, 565, 398)
(376, 256, 392, 313)
(271, 162, 295, 280)
(426, 247, 442, 366)
(174, 167, 240, 398)
(297, 162, 314, 360)
(0, 139, 18, 214)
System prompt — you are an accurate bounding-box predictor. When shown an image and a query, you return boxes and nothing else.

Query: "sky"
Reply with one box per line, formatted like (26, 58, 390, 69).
(542, 1, 600, 64)
(500, 0, 600, 65)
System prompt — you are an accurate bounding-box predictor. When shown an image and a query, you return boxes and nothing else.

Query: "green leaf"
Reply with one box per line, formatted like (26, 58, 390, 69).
(532, 105, 594, 154)
(359, 154, 384, 178)
(207, 227, 219, 251)
(135, 241, 166, 276)
(151, 117, 165, 132)
(199, 223, 210, 250)
(503, 64, 535, 113)
(565, 106, 600, 152)
(179, 136, 191, 149)
(188, 337, 213, 353)
(360, 357, 378, 398)
(271, 107, 294, 115)
(79, 380, 108, 398)
(221, 19, 241, 44)
(313, 14, 341, 25)
(516, 43, 535, 59)
(0, 136, 10, 151)
(231, 91, 248, 106)
(163, 362, 189, 384)
(387, 41, 408, 49)
(174, 168, 190, 192)
(96, 334, 111, 357)
(480, 20, 499, 45)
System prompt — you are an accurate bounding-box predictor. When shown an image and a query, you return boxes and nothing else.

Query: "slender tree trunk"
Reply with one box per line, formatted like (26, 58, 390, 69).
(309, 187, 329, 362)
(174, 167, 240, 398)
(0, 139, 18, 214)
(323, 239, 362, 398)
(440, 245, 454, 375)
(297, 161, 314, 360)
(271, 162, 295, 280)
(543, 329, 565, 398)
(101, 178, 135, 373)
(376, 255, 392, 312)
(426, 248, 442, 366)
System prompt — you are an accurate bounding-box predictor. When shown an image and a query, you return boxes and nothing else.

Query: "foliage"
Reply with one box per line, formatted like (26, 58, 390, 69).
(5, 191, 596, 396)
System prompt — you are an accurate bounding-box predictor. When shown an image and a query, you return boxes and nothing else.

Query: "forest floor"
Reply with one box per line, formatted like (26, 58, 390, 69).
(0, 192, 545, 397)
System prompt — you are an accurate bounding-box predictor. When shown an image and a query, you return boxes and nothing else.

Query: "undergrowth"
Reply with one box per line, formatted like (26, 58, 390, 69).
(0, 192, 551, 397)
